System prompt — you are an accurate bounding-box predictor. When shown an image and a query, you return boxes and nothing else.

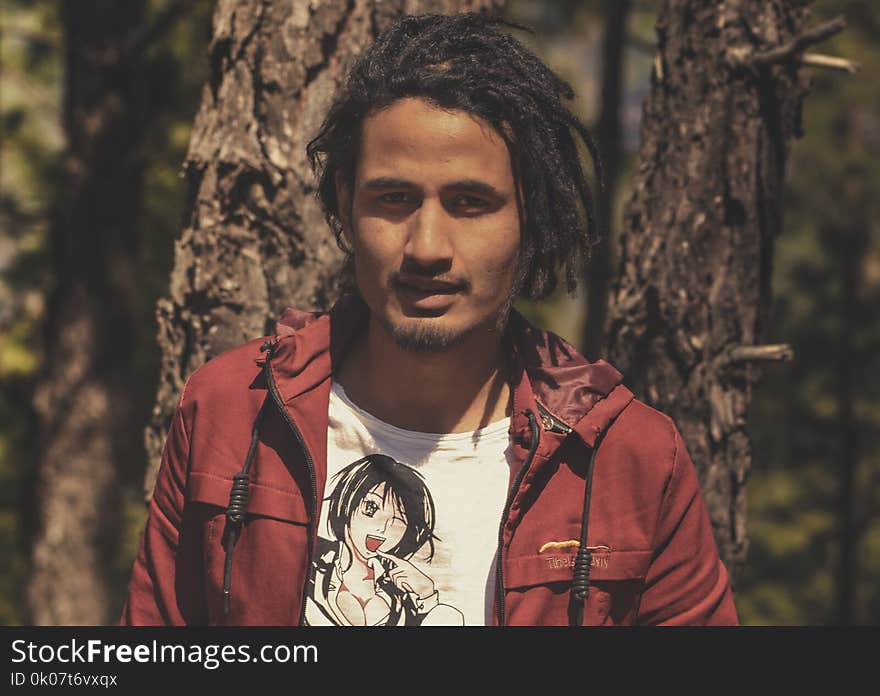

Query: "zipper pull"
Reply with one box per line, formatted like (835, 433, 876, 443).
(256, 339, 277, 367)
(536, 403, 572, 435)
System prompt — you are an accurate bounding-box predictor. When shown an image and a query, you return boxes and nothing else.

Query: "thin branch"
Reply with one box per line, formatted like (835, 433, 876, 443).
(654, 52, 664, 82)
(801, 52, 861, 74)
(727, 344, 794, 363)
(750, 15, 847, 67)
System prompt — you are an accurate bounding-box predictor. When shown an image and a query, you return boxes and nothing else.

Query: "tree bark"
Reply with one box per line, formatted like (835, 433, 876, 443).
(605, 0, 816, 583)
(27, 0, 148, 624)
(144, 0, 504, 500)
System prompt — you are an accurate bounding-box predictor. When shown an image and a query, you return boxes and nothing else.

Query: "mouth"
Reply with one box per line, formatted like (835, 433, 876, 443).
(394, 276, 464, 312)
(365, 534, 385, 553)
(395, 275, 463, 293)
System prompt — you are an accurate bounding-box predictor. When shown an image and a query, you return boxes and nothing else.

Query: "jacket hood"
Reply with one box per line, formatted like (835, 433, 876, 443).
(505, 310, 633, 447)
(270, 293, 633, 447)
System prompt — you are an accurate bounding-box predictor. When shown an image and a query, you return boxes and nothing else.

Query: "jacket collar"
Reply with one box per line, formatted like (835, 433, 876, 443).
(264, 293, 632, 446)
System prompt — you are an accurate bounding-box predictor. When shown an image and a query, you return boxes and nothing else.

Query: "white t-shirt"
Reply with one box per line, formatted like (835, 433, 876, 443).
(303, 380, 513, 626)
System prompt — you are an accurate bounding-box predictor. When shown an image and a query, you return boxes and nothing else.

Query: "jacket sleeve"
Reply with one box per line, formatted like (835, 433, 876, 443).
(120, 387, 201, 625)
(636, 424, 740, 626)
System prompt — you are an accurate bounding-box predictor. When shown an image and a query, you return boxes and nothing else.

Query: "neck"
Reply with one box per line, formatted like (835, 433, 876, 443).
(336, 314, 512, 433)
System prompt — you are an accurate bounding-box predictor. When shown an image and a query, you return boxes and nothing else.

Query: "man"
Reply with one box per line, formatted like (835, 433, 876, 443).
(122, 13, 738, 626)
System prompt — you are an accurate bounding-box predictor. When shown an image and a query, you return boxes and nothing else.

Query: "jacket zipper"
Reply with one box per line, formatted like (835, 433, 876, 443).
(495, 409, 540, 626)
(263, 356, 319, 626)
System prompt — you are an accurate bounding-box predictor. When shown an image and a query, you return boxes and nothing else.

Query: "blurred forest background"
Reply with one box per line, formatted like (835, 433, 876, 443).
(1, 0, 877, 624)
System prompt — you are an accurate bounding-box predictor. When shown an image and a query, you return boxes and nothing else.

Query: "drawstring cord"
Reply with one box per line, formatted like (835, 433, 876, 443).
(222, 341, 274, 618)
(571, 429, 606, 627)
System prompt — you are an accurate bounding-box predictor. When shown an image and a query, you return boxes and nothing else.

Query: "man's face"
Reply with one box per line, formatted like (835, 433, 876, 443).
(337, 97, 521, 352)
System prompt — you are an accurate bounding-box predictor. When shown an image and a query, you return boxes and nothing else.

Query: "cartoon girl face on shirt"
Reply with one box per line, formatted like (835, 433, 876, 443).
(307, 454, 464, 626)
(346, 482, 408, 562)
(325, 455, 437, 566)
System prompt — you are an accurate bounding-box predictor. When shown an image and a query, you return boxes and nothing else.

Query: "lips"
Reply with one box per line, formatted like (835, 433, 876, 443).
(396, 280, 462, 295)
(365, 534, 385, 552)
(394, 276, 464, 312)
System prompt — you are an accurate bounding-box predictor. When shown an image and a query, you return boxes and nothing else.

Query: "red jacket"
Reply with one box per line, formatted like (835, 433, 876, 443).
(122, 294, 738, 626)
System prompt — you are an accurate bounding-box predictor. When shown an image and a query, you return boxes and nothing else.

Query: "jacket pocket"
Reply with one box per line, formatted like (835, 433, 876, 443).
(186, 473, 311, 625)
(187, 471, 310, 523)
(503, 548, 653, 626)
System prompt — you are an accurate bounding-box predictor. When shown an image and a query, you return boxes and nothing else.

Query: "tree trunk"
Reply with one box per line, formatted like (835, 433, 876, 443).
(27, 0, 148, 624)
(605, 0, 816, 583)
(582, 0, 630, 360)
(144, 0, 503, 499)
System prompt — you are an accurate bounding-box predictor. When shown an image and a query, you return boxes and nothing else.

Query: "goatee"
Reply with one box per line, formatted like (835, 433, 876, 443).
(377, 300, 514, 353)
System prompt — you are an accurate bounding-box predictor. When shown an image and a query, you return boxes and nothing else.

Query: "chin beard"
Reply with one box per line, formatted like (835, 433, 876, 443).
(376, 314, 470, 353)
(377, 301, 514, 353)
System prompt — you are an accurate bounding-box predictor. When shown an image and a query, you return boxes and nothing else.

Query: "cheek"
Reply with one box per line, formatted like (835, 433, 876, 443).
(464, 225, 520, 278)
(351, 215, 405, 262)
(349, 513, 366, 536)
(387, 520, 407, 545)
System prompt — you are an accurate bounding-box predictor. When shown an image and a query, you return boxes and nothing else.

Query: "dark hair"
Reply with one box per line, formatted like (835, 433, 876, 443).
(325, 455, 437, 563)
(306, 12, 603, 300)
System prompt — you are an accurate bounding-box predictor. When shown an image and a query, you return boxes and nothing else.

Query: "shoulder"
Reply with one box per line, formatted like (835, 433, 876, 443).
(598, 397, 682, 496)
(179, 336, 269, 412)
(586, 398, 700, 554)
(177, 304, 329, 402)
(608, 398, 678, 457)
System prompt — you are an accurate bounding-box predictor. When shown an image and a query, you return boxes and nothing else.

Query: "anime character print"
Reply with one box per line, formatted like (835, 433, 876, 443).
(304, 454, 465, 625)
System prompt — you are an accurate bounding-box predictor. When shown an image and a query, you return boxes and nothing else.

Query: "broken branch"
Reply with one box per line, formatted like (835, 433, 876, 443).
(801, 52, 861, 74)
(728, 344, 794, 363)
(750, 15, 847, 67)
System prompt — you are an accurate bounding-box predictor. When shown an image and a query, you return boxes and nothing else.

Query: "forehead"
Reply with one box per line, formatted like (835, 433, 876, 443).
(365, 481, 393, 500)
(356, 97, 514, 187)
(365, 483, 387, 499)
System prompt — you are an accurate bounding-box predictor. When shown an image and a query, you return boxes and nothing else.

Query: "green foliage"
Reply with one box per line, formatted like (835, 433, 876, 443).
(0, 0, 63, 626)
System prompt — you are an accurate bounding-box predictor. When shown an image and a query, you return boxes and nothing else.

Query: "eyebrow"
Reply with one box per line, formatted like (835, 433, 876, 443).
(361, 177, 413, 191)
(361, 177, 505, 198)
(447, 179, 505, 198)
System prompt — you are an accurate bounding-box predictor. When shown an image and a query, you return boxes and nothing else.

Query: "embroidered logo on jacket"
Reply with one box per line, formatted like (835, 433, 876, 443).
(538, 541, 611, 570)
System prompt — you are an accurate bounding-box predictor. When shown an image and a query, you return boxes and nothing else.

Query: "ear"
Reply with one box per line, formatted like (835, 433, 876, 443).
(335, 169, 354, 249)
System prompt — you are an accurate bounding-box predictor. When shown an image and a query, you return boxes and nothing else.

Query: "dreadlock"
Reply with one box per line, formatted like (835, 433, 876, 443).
(306, 12, 603, 301)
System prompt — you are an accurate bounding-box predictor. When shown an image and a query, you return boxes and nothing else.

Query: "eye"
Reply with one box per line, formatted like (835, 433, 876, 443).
(378, 192, 412, 205)
(451, 194, 490, 211)
(362, 500, 379, 517)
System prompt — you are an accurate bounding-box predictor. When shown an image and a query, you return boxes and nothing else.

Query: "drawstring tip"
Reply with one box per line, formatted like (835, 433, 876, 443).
(570, 546, 592, 626)
(572, 546, 593, 601)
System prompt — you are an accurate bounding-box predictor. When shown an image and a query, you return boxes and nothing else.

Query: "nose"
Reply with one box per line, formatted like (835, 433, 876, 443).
(403, 197, 453, 273)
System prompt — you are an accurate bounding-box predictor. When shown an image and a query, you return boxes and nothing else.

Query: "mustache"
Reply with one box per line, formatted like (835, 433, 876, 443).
(390, 269, 471, 292)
